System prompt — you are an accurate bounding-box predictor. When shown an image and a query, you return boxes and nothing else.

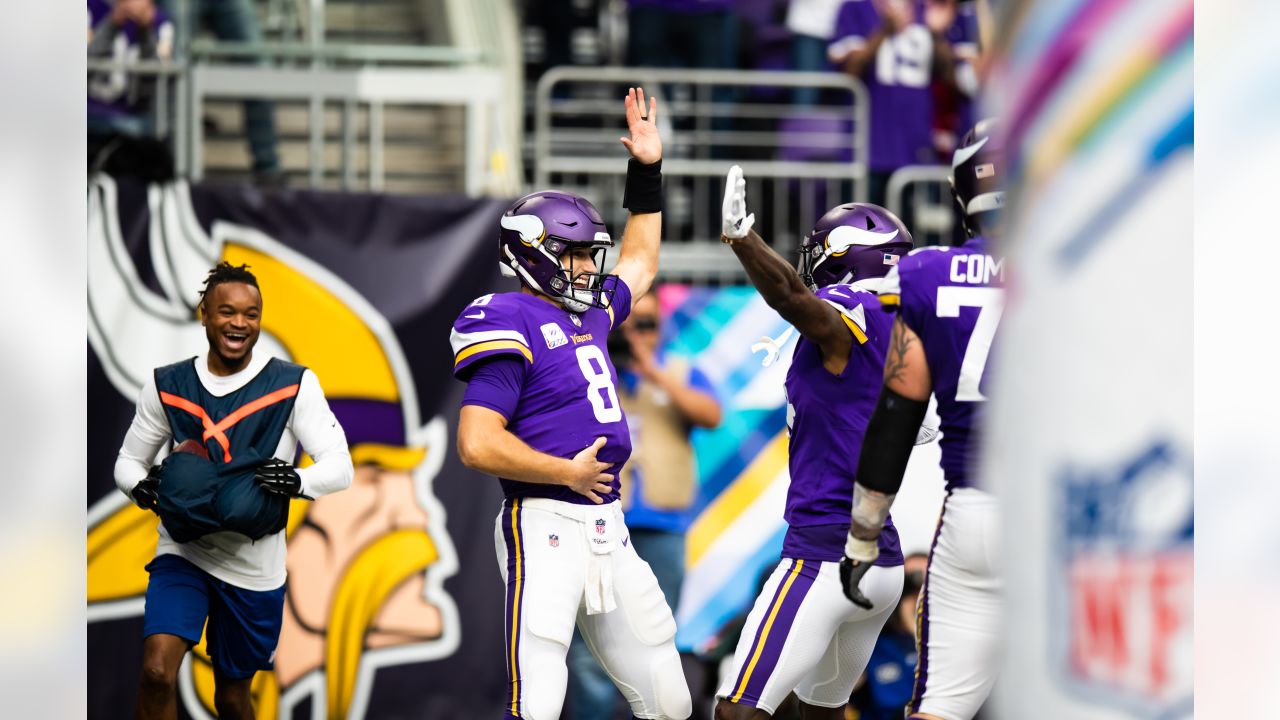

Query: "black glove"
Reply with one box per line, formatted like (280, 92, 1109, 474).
(132, 465, 161, 511)
(839, 556, 875, 610)
(253, 459, 312, 499)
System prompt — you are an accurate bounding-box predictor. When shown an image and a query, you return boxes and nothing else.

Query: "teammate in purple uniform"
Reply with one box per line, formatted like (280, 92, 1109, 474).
(712, 165, 927, 720)
(451, 88, 692, 720)
(839, 120, 1006, 720)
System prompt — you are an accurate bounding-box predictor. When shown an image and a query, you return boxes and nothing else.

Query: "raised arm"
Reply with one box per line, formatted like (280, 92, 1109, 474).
(720, 165, 852, 374)
(611, 87, 664, 306)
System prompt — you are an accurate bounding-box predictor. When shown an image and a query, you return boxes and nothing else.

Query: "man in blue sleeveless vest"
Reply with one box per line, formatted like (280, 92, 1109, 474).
(114, 262, 353, 720)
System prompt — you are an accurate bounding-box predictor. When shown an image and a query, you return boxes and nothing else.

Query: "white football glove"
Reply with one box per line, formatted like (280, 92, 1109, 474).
(721, 164, 755, 240)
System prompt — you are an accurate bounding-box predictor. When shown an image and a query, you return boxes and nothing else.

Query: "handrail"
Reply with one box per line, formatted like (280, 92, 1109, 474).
(86, 58, 186, 76)
(535, 66, 873, 280)
(187, 39, 485, 65)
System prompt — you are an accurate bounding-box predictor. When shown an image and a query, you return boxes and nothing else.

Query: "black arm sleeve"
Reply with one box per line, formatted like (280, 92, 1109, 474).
(856, 385, 929, 494)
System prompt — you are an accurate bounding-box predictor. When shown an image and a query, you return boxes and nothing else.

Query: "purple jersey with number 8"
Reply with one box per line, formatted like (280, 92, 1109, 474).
(879, 236, 1005, 490)
(451, 276, 634, 504)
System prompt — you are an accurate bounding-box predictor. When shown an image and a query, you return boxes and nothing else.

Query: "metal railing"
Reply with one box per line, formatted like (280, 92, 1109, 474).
(188, 64, 504, 192)
(87, 58, 186, 141)
(885, 165, 958, 247)
(88, 0, 523, 195)
(534, 66, 871, 282)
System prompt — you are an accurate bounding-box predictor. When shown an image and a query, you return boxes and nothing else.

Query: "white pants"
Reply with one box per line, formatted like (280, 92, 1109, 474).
(494, 498, 692, 720)
(716, 557, 903, 714)
(911, 488, 1002, 720)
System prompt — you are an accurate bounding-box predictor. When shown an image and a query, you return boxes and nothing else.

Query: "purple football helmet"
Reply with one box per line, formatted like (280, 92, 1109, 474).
(498, 190, 615, 313)
(951, 118, 1004, 238)
(798, 203, 914, 290)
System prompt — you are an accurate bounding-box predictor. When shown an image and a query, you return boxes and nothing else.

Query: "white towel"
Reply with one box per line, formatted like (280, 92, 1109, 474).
(583, 506, 619, 615)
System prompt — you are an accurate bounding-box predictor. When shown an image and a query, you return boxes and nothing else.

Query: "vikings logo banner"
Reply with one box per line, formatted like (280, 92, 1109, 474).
(87, 175, 512, 719)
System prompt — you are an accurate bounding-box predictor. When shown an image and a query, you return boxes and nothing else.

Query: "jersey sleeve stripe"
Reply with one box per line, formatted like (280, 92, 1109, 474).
(449, 328, 530, 355)
(879, 293, 901, 307)
(840, 314, 870, 344)
(454, 340, 533, 366)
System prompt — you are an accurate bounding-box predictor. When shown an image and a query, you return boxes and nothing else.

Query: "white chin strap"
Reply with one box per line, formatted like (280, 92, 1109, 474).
(561, 291, 590, 313)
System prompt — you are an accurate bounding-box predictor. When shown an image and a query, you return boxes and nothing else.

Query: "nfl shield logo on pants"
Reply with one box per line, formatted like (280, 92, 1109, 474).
(548, 534, 559, 547)
(595, 519, 606, 535)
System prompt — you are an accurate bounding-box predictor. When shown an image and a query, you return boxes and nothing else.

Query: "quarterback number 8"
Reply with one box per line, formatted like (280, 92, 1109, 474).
(576, 345, 622, 423)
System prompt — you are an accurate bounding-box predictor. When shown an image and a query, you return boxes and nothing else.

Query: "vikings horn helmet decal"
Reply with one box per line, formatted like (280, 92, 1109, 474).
(797, 203, 914, 290)
(498, 190, 615, 313)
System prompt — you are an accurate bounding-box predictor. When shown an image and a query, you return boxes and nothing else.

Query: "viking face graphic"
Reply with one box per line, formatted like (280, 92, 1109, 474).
(86, 176, 460, 719)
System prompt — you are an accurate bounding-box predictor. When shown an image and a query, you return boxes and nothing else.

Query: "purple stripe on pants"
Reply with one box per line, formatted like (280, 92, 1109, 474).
(730, 559, 820, 707)
(910, 491, 951, 715)
(502, 499, 525, 718)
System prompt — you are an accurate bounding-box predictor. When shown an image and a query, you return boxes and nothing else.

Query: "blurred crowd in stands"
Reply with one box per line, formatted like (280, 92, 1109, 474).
(89, 0, 985, 200)
(524, 0, 984, 207)
(87, 0, 282, 186)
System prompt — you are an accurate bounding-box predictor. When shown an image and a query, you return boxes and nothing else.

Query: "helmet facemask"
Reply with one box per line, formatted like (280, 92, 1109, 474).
(547, 241, 615, 314)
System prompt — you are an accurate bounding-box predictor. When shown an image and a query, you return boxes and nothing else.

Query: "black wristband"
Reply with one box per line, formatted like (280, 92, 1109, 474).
(622, 158, 663, 214)
(855, 386, 929, 494)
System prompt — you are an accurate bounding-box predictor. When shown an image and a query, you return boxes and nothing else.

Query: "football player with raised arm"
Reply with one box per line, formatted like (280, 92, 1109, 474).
(713, 165, 926, 720)
(840, 120, 1006, 720)
(451, 88, 691, 720)
(115, 262, 353, 720)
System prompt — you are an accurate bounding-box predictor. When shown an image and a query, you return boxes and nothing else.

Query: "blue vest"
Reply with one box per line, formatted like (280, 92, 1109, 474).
(153, 356, 305, 542)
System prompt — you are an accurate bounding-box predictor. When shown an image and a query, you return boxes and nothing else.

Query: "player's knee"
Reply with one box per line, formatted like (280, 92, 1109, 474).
(649, 651, 692, 719)
(213, 681, 253, 718)
(137, 662, 178, 697)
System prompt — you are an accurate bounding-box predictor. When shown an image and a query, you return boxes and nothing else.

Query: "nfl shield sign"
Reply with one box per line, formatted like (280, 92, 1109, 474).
(1055, 440, 1193, 717)
(549, 534, 559, 547)
(595, 518, 606, 535)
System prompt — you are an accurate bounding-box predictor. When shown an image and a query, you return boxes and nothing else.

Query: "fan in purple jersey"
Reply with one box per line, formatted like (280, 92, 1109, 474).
(452, 88, 693, 720)
(841, 119, 1006, 720)
(712, 164, 921, 720)
(828, 0, 976, 206)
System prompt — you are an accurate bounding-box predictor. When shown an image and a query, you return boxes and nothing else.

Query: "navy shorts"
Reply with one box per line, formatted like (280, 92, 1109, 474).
(142, 553, 286, 680)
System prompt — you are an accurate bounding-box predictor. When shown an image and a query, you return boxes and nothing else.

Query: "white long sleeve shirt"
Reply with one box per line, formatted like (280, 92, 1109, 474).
(114, 351, 353, 590)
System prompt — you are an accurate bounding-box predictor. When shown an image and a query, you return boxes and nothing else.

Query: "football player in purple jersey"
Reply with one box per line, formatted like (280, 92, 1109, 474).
(712, 165, 928, 720)
(840, 119, 1006, 720)
(450, 88, 692, 720)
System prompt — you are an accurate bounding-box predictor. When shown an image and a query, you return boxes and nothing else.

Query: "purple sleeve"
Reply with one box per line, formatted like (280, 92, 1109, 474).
(828, 1, 878, 61)
(461, 355, 527, 421)
(606, 275, 633, 329)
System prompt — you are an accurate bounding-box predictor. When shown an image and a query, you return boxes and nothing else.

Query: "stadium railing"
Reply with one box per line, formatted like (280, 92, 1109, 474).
(885, 164, 958, 246)
(90, 0, 524, 195)
(533, 66, 871, 283)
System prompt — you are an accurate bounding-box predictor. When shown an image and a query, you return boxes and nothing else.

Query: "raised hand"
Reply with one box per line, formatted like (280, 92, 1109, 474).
(874, 0, 915, 34)
(721, 164, 755, 241)
(924, 0, 957, 34)
(620, 87, 662, 165)
(567, 437, 614, 504)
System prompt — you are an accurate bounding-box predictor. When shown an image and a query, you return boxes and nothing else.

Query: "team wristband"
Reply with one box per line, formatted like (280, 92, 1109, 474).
(623, 158, 663, 214)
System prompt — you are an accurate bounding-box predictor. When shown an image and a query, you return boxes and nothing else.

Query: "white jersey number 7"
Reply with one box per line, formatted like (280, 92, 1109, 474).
(936, 286, 1005, 402)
